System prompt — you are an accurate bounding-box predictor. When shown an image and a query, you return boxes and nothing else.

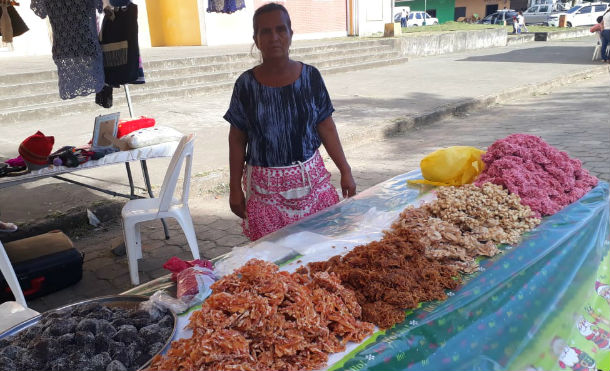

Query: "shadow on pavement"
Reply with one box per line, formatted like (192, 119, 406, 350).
(457, 46, 598, 65)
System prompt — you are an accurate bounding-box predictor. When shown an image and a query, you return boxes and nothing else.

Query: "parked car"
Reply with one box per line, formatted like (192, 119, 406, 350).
(406, 11, 439, 26)
(547, 3, 609, 27)
(523, 3, 567, 25)
(478, 10, 518, 25)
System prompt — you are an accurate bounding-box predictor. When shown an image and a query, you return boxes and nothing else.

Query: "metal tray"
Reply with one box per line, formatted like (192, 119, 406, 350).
(0, 295, 177, 370)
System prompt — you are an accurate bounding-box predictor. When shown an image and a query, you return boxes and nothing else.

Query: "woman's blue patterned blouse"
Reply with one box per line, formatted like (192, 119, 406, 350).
(224, 63, 334, 167)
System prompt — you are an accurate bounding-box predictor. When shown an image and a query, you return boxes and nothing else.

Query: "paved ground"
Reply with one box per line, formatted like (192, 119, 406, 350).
(0, 36, 608, 311)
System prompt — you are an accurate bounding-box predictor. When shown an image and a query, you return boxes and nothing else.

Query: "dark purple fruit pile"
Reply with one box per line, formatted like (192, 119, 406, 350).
(0, 301, 173, 371)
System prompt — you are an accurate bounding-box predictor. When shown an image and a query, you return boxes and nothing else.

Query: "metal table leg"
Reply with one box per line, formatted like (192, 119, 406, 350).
(140, 160, 170, 240)
(125, 162, 136, 199)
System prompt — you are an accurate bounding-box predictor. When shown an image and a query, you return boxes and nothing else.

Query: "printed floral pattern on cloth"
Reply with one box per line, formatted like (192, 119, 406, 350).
(242, 150, 339, 241)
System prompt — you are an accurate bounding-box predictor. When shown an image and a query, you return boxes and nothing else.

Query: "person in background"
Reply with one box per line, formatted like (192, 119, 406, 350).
(590, 16, 605, 61)
(401, 8, 407, 27)
(518, 11, 528, 33)
(224, 3, 356, 241)
(590, 16, 604, 33)
(602, 9, 610, 63)
(512, 14, 519, 34)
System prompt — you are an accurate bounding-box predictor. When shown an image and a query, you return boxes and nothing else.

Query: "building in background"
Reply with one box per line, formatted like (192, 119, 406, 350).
(453, 0, 527, 20)
(347, 0, 394, 36)
(396, 0, 455, 23)
(1, 0, 352, 57)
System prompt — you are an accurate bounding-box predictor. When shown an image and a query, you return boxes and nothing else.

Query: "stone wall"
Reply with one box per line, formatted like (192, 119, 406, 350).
(546, 27, 591, 41)
(392, 28, 508, 57)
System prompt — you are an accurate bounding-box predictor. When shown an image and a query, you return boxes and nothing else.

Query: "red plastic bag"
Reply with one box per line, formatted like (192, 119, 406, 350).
(163, 256, 213, 281)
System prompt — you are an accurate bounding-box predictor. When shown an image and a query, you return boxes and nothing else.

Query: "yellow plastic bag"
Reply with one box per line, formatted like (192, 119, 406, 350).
(408, 146, 485, 187)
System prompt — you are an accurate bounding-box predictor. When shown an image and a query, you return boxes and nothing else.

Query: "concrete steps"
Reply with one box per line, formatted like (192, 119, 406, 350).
(0, 39, 407, 123)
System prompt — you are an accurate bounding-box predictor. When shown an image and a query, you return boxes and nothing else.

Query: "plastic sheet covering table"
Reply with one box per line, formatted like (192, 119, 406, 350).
(125, 170, 610, 371)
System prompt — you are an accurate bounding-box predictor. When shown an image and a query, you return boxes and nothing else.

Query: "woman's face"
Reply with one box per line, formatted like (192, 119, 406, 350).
(254, 10, 292, 60)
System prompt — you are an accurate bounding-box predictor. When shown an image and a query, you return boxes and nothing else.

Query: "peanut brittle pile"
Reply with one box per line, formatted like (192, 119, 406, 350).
(149, 259, 373, 371)
(387, 206, 500, 274)
(422, 183, 540, 246)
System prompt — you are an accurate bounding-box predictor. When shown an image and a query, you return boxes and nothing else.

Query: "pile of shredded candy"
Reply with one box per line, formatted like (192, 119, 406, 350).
(149, 259, 374, 371)
(386, 207, 501, 274)
(423, 183, 541, 246)
(305, 234, 460, 329)
(475, 134, 598, 216)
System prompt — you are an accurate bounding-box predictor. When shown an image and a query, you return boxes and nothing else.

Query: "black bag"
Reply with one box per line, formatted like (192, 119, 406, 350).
(0, 231, 84, 302)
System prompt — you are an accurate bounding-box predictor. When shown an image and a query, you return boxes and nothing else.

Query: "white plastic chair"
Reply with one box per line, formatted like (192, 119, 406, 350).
(0, 241, 27, 307)
(593, 31, 602, 61)
(121, 134, 200, 285)
(592, 31, 610, 61)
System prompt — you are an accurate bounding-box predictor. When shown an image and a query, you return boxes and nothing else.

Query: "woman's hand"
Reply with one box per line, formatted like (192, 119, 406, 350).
(229, 188, 246, 219)
(317, 117, 356, 198)
(340, 170, 356, 198)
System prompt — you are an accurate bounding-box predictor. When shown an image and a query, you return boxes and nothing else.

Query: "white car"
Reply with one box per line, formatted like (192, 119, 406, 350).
(548, 3, 609, 27)
(406, 11, 439, 27)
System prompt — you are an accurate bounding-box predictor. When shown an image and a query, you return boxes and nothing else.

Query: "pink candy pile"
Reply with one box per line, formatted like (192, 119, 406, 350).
(475, 134, 598, 216)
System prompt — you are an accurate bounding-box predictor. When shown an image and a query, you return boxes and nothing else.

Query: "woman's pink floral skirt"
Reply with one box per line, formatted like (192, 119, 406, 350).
(242, 150, 339, 241)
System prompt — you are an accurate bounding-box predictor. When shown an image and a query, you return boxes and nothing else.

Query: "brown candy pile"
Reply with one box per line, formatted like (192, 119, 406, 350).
(150, 259, 373, 371)
(305, 234, 460, 329)
(387, 206, 500, 274)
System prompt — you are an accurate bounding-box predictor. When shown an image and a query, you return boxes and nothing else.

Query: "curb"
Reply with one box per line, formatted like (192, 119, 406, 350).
(0, 201, 124, 243)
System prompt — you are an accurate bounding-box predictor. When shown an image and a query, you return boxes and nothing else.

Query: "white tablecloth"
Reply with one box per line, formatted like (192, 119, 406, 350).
(0, 141, 179, 189)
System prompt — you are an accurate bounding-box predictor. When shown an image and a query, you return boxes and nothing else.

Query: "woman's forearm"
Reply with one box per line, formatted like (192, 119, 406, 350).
(229, 126, 247, 189)
(317, 116, 351, 174)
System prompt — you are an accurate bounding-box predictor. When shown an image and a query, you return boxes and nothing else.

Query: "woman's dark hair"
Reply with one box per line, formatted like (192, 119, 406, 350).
(253, 3, 292, 38)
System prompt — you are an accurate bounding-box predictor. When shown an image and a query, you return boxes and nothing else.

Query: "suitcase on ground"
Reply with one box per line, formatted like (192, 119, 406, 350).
(0, 230, 83, 303)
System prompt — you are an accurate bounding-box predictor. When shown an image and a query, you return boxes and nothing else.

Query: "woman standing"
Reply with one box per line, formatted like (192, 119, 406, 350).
(224, 3, 355, 241)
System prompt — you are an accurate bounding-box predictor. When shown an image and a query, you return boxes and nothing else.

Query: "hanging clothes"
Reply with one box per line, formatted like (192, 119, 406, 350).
(30, 0, 104, 100)
(0, 3, 29, 43)
(207, 0, 245, 14)
(99, 2, 145, 87)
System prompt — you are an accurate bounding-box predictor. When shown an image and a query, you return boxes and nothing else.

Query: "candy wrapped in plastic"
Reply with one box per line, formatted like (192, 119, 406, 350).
(143, 290, 190, 314)
(177, 266, 216, 306)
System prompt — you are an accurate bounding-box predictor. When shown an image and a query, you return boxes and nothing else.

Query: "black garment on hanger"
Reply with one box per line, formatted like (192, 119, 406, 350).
(0, 5, 29, 38)
(100, 3, 144, 87)
(95, 84, 113, 108)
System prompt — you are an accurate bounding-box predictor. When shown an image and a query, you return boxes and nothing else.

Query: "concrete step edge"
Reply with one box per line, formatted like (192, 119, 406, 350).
(0, 39, 396, 84)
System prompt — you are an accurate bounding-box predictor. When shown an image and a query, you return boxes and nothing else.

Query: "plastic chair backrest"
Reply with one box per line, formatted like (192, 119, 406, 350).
(158, 134, 195, 213)
(0, 241, 27, 307)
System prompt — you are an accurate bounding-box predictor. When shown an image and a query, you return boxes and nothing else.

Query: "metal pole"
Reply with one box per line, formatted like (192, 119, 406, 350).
(424, 0, 427, 25)
(124, 85, 135, 118)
